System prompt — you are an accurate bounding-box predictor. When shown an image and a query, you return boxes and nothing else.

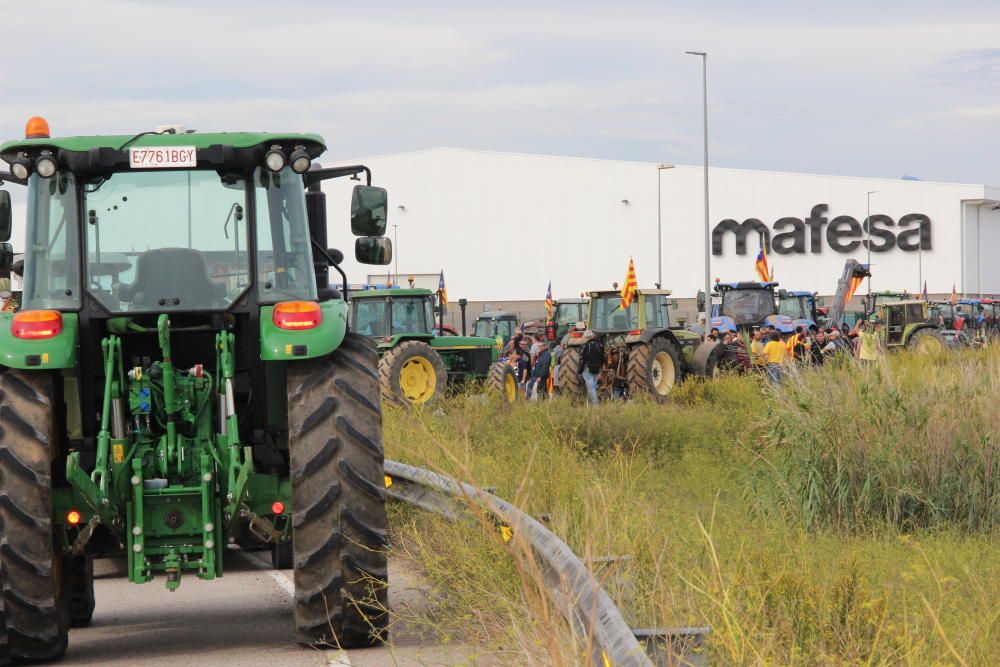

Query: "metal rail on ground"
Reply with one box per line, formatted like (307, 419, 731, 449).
(384, 459, 708, 667)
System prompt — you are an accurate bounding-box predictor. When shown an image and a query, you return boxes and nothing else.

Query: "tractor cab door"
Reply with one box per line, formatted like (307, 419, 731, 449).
(886, 307, 905, 345)
(644, 294, 667, 329)
(353, 298, 389, 337)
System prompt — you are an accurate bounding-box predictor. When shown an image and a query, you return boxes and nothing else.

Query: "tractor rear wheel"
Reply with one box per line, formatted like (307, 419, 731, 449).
(627, 337, 681, 402)
(379, 341, 447, 407)
(487, 362, 518, 402)
(288, 334, 389, 648)
(908, 328, 947, 354)
(557, 346, 584, 398)
(67, 555, 95, 627)
(0, 369, 69, 661)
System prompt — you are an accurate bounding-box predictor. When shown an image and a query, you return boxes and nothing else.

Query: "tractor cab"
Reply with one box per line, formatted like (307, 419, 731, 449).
(776, 289, 820, 330)
(710, 281, 793, 334)
(954, 299, 986, 331)
(473, 311, 518, 346)
(586, 289, 674, 338)
(865, 291, 910, 319)
(350, 287, 437, 340)
(548, 298, 588, 341)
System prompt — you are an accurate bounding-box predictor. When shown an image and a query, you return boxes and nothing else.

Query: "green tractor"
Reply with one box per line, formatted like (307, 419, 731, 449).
(472, 311, 519, 349)
(0, 119, 395, 661)
(558, 289, 703, 401)
(351, 287, 516, 405)
(546, 297, 589, 343)
(881, 300, 948, 352)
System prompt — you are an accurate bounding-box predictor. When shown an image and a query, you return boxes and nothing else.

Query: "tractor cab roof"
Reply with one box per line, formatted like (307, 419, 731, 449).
(476, 311, 517, 320)
(588, 288, 672, 297)
(351, 287, 433, 299)
(1, 129, 326, 175)
(885, 299, 927, 307)
(554, 298, 588, 304)
(715, 281, 778, 291)
(782, 290, 814, 297)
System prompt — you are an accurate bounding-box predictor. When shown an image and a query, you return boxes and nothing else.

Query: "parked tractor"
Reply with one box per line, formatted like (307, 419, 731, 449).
(0, 119, 395, 661)
(558, 289, 703, 401)
(864, 290, 910, 319)
(350, 287, 515, 405)
(881, 300, 948, 352)
(707, 281, 795, 335)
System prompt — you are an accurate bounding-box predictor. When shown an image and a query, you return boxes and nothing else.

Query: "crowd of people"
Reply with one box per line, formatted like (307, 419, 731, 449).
(712, 317, 885, 382)
(501, 316, 889, 401)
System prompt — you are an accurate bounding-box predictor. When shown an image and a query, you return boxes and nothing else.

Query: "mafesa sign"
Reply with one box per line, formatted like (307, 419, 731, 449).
(712, 204, 931, 255)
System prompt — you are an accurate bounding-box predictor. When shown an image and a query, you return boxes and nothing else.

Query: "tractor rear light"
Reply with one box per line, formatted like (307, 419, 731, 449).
(12, 310, 63, 339)
(66, 510, 82, 526)
(289, 145, 311, 173)
(272, 301, 321, 330)
(570, 331, 583, 338)
(24, 116, 50, 139)
(271, 501, 285, 515)
(628, 329, 642, 336)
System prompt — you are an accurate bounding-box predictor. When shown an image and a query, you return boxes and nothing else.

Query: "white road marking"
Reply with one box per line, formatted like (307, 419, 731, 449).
(241, 551, 296, 597)
(326, 649, 353, 666)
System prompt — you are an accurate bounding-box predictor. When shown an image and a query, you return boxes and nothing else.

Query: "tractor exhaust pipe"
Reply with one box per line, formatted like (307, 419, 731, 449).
(459, 298, 468, 336)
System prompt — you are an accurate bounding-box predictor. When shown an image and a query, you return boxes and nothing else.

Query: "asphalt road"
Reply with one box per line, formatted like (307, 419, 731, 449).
(63, 550, 486, 666)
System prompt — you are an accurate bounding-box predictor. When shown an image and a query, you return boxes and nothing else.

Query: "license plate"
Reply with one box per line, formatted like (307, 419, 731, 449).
(129, 146, 197, 169)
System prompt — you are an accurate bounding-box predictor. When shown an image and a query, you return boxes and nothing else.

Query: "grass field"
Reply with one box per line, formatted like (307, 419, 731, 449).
(383, 351, 999, 665)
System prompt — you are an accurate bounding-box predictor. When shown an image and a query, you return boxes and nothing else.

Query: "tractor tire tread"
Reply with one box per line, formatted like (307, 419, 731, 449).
(288, 333, 388, 648)
(378, 340, 447, 407)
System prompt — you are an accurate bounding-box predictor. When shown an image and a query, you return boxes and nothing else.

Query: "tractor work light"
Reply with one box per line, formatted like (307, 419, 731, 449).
(24, 116, 50, 139)
(12, 310, 63, 339)
(10, 153, 30, 181)
(35, 151, 57, 178)
(289, 145, 311, 173)
(272, 301, 322, 330)
(264, 145, 286, 172)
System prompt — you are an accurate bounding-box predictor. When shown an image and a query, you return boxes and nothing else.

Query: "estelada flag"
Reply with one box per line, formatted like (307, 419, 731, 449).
(438, 270, 448, 307)
(754, 235, 771, 282)
(620, 257, 638, 309)
(921, 281, 927, 300)
(545, 280, 553, 319)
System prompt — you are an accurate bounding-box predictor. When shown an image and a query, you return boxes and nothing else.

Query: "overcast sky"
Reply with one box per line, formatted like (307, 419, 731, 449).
(2, 0, 999, 185)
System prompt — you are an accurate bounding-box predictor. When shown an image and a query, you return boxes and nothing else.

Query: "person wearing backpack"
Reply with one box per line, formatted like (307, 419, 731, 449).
(580, 330, 604, 404)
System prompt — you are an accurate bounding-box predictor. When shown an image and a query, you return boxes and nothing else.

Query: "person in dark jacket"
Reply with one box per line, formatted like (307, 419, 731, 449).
(580, 330, 604, 404)
(529, 345, 551, 400)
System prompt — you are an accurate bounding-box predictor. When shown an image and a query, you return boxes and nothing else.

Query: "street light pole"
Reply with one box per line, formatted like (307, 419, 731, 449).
(686, 50, 710, 331)
(866, 191, 876, 295)
(656, 163, 675, 288)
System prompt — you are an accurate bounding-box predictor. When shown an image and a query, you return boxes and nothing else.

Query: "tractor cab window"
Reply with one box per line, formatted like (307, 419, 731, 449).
(777, 296, 807, 320)
(720, 289, 776, 325)
(83, 170, 249, 313)
(353, 299, 387, 337)
(591, 295, 637, 332)
(556, 303, 584, 325)
(473, 318, 491, 338)
(906, 303, 925, 323)
(644, 295, 667, 329)
(391, 297, 427, 334)
(424, 298, 436, 332)
(255, 168, 317, 304)
(22, 172, 81, 310)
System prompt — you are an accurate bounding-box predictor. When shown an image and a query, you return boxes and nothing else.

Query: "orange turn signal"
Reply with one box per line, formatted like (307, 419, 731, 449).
(25, 116, 50, 139)
(273, 301, 321, 330)
(12, 310, 63, 339)
(66, 510, 82, 526)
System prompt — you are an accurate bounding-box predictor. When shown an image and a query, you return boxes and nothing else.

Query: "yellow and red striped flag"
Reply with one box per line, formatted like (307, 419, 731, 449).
(545, 280, 553, 319)
(950, 283, 957, 305)
(754, 235, 771, 282)
(620, 257, 638, 309)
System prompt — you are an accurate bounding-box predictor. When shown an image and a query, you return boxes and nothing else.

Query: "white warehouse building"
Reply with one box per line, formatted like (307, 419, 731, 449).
(323, 148, 1000, 323)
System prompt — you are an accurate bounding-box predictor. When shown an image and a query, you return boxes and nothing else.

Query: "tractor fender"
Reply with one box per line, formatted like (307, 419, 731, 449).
(691, 339, 722, 376)
(624, 327, 681, 347)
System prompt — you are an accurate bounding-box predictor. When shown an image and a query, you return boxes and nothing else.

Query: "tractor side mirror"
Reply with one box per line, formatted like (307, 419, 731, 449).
(355, 237, 392, 265)
(350, 185, 388, 237)
(778, 289, 788, 299)
(0, 243, 12, 272)
(0, 191, 11, 243)
(326, 247, 344, 265)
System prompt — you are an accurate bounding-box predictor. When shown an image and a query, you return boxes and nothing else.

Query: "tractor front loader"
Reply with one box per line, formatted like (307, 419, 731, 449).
(0, 117, 394, 662)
